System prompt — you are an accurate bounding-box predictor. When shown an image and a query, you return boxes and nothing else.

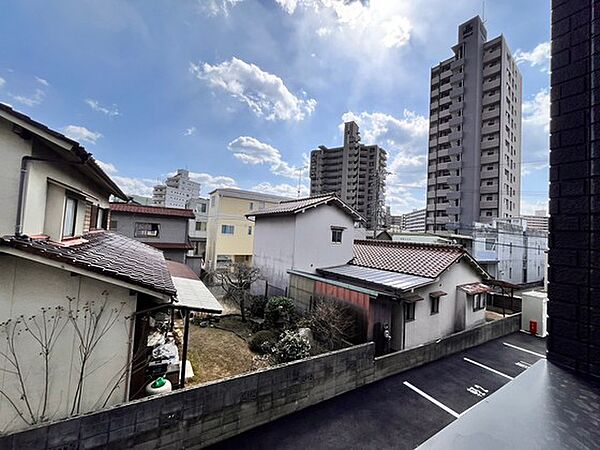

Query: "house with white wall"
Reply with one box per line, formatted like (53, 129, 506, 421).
(0, 105, 221, 433)
(249, 194, 491, 354)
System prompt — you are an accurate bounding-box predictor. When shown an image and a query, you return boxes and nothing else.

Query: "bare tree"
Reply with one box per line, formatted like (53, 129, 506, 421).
(213, 263, 261, 322)
(304, 298, 355, 350)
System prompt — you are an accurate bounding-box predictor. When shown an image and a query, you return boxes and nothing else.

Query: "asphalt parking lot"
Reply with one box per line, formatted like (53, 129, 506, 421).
(210, 331, 546, 450)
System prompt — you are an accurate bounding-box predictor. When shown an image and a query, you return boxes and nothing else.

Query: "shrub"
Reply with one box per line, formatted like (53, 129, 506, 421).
(264, 296, 295, 329)
(248, 295, 268, 319)
(248, 330, 279, 354)
(271, 330, 311, 364)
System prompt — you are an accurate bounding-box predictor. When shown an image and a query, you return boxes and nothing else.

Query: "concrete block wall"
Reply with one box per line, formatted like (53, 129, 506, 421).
(0, 315, 520, 449)
(548, 0, 600, 378)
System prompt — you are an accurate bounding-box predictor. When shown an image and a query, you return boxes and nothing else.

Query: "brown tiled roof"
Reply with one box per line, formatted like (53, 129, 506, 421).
(0, 231, 176, 296)
(247, 193, 364, 221)
(0, 103, 127, 200)
(166, 260, 199, 280)
(147, 242, 194, 250)
(110, 203, 195, 219)
(351, 240, 467, 279)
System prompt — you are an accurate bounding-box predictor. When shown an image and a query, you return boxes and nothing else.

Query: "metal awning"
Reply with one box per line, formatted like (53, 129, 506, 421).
(318, 264, 435, 292)
(172, 276, 223, 314)
(458, 283, 492, 295)
(429, 290, 448, 298)
(401, 293, 425, 303)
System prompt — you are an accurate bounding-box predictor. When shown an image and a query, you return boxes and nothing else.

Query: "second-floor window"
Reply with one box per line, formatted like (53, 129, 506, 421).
(135, 222, 160, 238)
(221, 225, 234, 235)
(331, 227, 343, 243)
(195, 221, 207, 231)
(62, 197, 78, 238)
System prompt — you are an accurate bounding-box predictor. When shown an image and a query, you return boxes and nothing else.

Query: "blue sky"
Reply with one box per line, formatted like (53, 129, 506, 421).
(0, 0, 550, 214)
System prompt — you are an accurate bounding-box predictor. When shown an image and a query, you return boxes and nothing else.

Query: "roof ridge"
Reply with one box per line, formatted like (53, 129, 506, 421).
(354, 239, 464, 251)
(279, 192, 335, 204)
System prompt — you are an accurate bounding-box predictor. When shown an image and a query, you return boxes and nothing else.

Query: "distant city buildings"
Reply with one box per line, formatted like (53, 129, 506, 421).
(517, 210, 549, 233)
(426, 16, 522, 233)
(310, 121, 387, 230)
(153, 169, 201, 208)
(386, 209, 426, 233)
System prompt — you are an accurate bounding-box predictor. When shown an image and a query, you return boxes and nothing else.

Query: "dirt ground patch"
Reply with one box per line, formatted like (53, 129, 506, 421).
(186, 316, 264, 384)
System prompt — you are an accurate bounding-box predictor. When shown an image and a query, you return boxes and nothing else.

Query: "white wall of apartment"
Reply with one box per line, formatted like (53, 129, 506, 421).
(401, 259, 485, 349)
(526, 232, 547, 283)
(0, 254, 136, 433)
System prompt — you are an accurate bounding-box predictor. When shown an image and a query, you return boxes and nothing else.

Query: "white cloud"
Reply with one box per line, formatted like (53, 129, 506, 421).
(228, 135, 302, 179)
(198, 0, 244, 16)
(63, 125, 103, 144)
(521, 88, 550, 180)
(514, 42, 551, 73)
(35, 76, 49, 86)
(112, 176, 156, 197)
(183, 126, 196, 136)
(252, 181, 307, 198)
(340, 109, 429, 214)
(0, 77, 5, 88)
(520, 199, 549, 216)
(277, 0, 413, 49)
(10, 88, 45, 106)
(85, 99, 121, 117)
(523, 88, 550, 134)
(186, 171, 238, 192)
(96, 160, 118, 175)
(190, 57, 316, 121)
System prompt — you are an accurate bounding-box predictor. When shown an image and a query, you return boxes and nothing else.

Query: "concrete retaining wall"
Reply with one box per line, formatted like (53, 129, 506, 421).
(0, 314, 520, 449)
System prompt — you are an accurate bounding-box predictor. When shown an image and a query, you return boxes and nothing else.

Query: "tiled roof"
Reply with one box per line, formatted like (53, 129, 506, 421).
(247, 193, 364, 221)
(147, 242, 194, 250)
(0, 231, 176, 296)
(110, 203, 195, 219)
(351, 240, 467, 279)
(0, 103, 127, 200)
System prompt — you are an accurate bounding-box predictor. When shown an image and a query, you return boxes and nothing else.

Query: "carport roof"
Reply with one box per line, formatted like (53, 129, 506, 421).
(318, 264, 434, 293)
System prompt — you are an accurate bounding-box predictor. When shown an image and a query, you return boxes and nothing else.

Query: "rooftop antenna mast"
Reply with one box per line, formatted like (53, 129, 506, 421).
(482, 1, 487, 24)
(297, 166, 304, 198)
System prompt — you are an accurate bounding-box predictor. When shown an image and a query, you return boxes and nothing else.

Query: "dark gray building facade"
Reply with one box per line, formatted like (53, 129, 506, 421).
(548, 0, 600, 378)
(310, 121, 387, 230)
(426, 16, 522, 233)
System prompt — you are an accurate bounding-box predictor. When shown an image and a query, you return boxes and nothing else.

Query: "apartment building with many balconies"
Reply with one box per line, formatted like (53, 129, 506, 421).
(152, 169, 201, 208)
(310, 121, 387, 230)
(426, 16, 522, 233)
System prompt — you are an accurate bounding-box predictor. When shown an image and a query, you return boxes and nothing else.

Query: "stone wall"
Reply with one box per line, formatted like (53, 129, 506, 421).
(0, 315, 521, 449)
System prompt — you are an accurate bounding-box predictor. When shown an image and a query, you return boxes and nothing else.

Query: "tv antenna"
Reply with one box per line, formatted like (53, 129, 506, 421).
(482, 1, 487, 24)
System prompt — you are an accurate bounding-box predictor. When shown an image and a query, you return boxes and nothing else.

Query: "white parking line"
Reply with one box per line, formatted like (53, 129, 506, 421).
(403, 381, 461, 418)
(503, 342, 546, 358)
(463, 357, 514, 380)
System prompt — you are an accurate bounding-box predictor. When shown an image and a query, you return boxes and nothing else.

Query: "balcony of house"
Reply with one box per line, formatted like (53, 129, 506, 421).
(449, 115, 463, 126)
(480, 183, 499, 194)
(439, 107, 451, 119)
(481, 153, 499, 164)
(448, 130, 463, 142)
(447, 175, 461, 185)
(427, 177, 437, 186)
(435, 202, 449, 212)
(450, 58, 464, 70)
(440, 82, 452, 93)
(428, 164, 437, 174)
(430, 100, 439, 109)
(482, 92, 501, 106)
(449, 101, 463, 112)
(427, 190, 436, 199)
(482, 108, 500, 121)
(431, 74, 439, 85)
(436, 188, 451, 197)
(437, 175, 450, 184)
(447, 160, 462, 170)
(430, 112, 438, 122)
(450, 86, 464, 98)
(440, 69, 452, 79)
(426, 216, 436, 225)
(450, 71, 464, 83)
(437, 161, 449, 171)
(428, 150, 438, 161)
(434, 215, 451, 224)
(482, 64, 501, 78)
(483, 46, 502, 63)
(431, 88, 439, 97)
(448, 146, 463, 156)
(446, 191, 461, 200)
(447, 205, 461, 215)
(480, 198, 499, 208)
(437, 147, 450, 158)
(439, 95, 452, 106)
(429, 137, 438, 148)
(481, 168, 499, 179)
(481, 137, 500, 150)
(438, 121, 450, 132)
(438, 135, 450, 145)
(481, 122, 500, 135)
(483, 77, 501, 92)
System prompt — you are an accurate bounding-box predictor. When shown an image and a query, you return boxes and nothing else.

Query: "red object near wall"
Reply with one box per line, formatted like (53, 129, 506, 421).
(529, 320, 538, 336)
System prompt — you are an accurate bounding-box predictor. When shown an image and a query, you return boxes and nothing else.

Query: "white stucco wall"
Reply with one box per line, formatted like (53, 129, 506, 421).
(0, 254, 136, 433)
(401, 259, 485, 349)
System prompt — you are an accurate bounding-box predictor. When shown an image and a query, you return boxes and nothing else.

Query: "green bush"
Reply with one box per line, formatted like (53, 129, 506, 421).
(248, 295, 268, 319)
(264, 296, 295, 329)
(248, 330, 279, 354)
(271, 330, 311, 364)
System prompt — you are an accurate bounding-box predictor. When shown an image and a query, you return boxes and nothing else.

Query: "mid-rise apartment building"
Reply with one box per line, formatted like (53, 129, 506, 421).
(517, 210, 549, 233)
(426, 16, 522, 233)
(153, 169, 201, 208)
(310, 121, 387, 230)
(205, 188, 289, 271)
(187, 197, 210, 258)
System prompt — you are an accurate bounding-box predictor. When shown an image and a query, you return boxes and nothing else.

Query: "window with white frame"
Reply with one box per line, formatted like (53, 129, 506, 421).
(221, 224, 234, 235)
(331, 227, 344, 243)
(135, 222, 160, 238)
(62, 197, 78, 238)
(472, 293, 487, 311)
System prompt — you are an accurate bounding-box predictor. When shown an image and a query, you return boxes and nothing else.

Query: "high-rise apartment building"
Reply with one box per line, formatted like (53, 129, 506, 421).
(310, 121, 387, 230)
(153, 169, 201, 208)
(426, 16, 522, 233)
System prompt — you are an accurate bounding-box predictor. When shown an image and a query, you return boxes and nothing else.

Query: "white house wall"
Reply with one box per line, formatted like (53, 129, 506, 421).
(0, 254, 136, 433)
(401, 259, 485, 349)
